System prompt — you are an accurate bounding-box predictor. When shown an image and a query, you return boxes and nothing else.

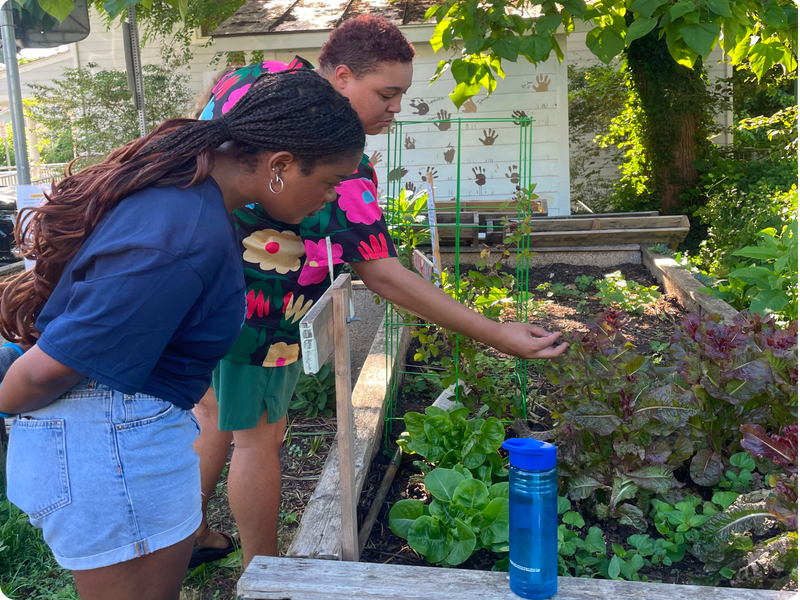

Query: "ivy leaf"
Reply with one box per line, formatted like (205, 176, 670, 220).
(626, 17, 658, 44)
(563, 511, 586, 528)
(690, 449, 724, 486)
(388, 499, 427, 538)
(492, 37, 520, 62)
(631, 0, 668, 18)
(584, 526, 607, 554)
(585, 26, 625, 65)
(711, 491, 739, 509)
(679, 22, 721, 58)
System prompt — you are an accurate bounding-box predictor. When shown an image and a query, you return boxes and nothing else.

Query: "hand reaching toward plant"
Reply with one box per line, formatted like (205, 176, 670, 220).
(488, 322, 567, 360)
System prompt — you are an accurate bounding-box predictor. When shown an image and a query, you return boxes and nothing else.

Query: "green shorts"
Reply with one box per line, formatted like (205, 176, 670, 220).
(211, 359, 303, 431)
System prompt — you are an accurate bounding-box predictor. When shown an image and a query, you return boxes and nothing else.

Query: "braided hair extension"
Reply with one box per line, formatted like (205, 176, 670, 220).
(0, 69, 365, 344)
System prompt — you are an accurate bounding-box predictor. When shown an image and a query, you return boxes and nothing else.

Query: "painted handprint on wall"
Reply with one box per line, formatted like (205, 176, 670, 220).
(405, 182, 417, 193)
(472, 166, 486, 190)
(404, 136, 416, 150)
(479, 129, 498, 146)
(512, 110, 529, 126)
(532, 74, 551, 92)
(505, 165, 519, 185)
(409, 99, 430, 115)
(369, 151, 382, 166)
(462, 98, 477, 113)
(443, 144, 455, 164)
(420, 167, 439, 183)
(434, 110, 451, 131)
(388, 167, 408, 183)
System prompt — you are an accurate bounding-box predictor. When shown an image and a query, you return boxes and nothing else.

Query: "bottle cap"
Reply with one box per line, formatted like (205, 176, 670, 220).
(502, 437, 557, 471)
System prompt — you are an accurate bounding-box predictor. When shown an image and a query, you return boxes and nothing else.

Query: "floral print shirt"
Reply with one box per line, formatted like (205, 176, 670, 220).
(199, 58, 398, 367)
(226, 154, 397, 367)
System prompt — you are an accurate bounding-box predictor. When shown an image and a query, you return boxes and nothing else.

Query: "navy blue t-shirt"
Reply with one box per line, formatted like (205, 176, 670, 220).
(36, 178, 245, 409)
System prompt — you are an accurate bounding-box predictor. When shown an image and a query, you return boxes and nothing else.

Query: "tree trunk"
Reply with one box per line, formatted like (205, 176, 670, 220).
(626, 31, 712, 215)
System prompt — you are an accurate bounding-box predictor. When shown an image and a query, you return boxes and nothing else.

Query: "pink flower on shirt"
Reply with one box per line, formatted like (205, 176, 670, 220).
(298, 239, 344, 286)
(337, 179, 382, 226)
(222, 84, 251, 114)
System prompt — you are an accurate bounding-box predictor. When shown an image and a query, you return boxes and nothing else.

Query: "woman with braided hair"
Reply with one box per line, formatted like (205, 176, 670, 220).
(0, 69, 364, 600)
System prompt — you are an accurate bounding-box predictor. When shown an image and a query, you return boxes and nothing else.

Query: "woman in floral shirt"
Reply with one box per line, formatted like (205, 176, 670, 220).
(192, 16, 568, 568)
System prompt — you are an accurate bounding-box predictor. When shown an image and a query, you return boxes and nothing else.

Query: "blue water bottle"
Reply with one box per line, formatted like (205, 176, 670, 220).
(502, 437, 558, 599)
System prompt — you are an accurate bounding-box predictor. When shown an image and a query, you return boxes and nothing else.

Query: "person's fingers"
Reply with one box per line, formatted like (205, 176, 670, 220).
(529, 341, 569, 359)
(528, 326, 562, 340)
(527, 331, 563, 349)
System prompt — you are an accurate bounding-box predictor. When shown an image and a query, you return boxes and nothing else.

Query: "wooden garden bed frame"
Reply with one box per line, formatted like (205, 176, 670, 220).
(238, 556, 795, 600)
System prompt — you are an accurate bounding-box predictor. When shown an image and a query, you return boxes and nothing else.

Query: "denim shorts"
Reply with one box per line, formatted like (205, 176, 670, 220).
(5, 379, 202, 570)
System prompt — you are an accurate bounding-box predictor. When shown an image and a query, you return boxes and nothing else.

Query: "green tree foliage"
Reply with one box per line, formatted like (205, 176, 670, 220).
(24, 62, 192, 166)
(425, 0, 797, 107)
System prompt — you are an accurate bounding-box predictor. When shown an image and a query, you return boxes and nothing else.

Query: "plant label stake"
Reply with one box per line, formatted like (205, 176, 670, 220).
(425, 171, 442, 283)
(298, 273, 358, 560)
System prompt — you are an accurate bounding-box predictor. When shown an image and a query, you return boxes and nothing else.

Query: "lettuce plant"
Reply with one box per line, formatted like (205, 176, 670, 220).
(388, 467, 509, 567)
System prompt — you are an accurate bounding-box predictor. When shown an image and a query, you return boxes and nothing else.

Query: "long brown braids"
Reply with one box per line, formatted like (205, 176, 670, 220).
(0, 69, 365, 344)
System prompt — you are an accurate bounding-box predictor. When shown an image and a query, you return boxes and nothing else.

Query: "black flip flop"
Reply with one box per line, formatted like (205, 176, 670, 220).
(188, 531, 238, 569)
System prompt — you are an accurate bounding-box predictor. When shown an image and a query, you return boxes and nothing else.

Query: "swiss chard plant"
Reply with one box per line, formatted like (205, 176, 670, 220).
(388, 467, 509, 567)
(397, 403, 508, 484)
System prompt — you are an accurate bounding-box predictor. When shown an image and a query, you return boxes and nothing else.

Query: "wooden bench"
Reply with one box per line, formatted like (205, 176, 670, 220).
(238, 556, 795, 600)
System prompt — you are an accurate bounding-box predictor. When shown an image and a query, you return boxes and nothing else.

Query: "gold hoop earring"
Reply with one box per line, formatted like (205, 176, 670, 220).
(269, 173, 284, 195)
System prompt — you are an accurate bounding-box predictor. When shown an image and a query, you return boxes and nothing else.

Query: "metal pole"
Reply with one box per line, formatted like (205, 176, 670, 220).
(125, 6, 147, 137)
(3, 133, 10, 167)
(0, 1, 29, 184)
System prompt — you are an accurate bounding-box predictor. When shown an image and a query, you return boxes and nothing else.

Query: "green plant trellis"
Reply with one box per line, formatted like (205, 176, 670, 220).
(383, 116, 538, 439)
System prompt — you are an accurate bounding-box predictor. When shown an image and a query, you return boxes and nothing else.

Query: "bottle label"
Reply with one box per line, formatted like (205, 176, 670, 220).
(510, 559, 540, 573)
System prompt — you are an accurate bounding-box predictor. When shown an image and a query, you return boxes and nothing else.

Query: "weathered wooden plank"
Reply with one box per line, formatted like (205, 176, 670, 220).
(528, 227, 689, 247)
(332, 282, 358, 561)
(521, 215, 688, 233)
(641, 246, 739, 324)
(287, 312, 412, 559)
(299, 275, 351, 374)
(239, 557, 795, 600)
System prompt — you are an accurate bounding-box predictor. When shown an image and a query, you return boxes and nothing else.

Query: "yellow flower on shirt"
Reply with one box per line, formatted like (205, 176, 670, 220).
(242, 229, 303, 274)
(283, 293, 314, 325)
(262, 342, 299, 367)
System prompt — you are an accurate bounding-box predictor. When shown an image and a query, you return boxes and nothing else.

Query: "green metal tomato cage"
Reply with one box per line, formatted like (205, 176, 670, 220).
(383, 116, 536, 440)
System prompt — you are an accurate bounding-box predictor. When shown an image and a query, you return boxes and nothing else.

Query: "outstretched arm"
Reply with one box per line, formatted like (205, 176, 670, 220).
(351, 257, 567, 360)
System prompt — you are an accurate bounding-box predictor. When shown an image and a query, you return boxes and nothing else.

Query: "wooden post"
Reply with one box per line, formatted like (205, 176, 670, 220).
(332, 280, 357, 561)
(425, 172, 442, 276)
